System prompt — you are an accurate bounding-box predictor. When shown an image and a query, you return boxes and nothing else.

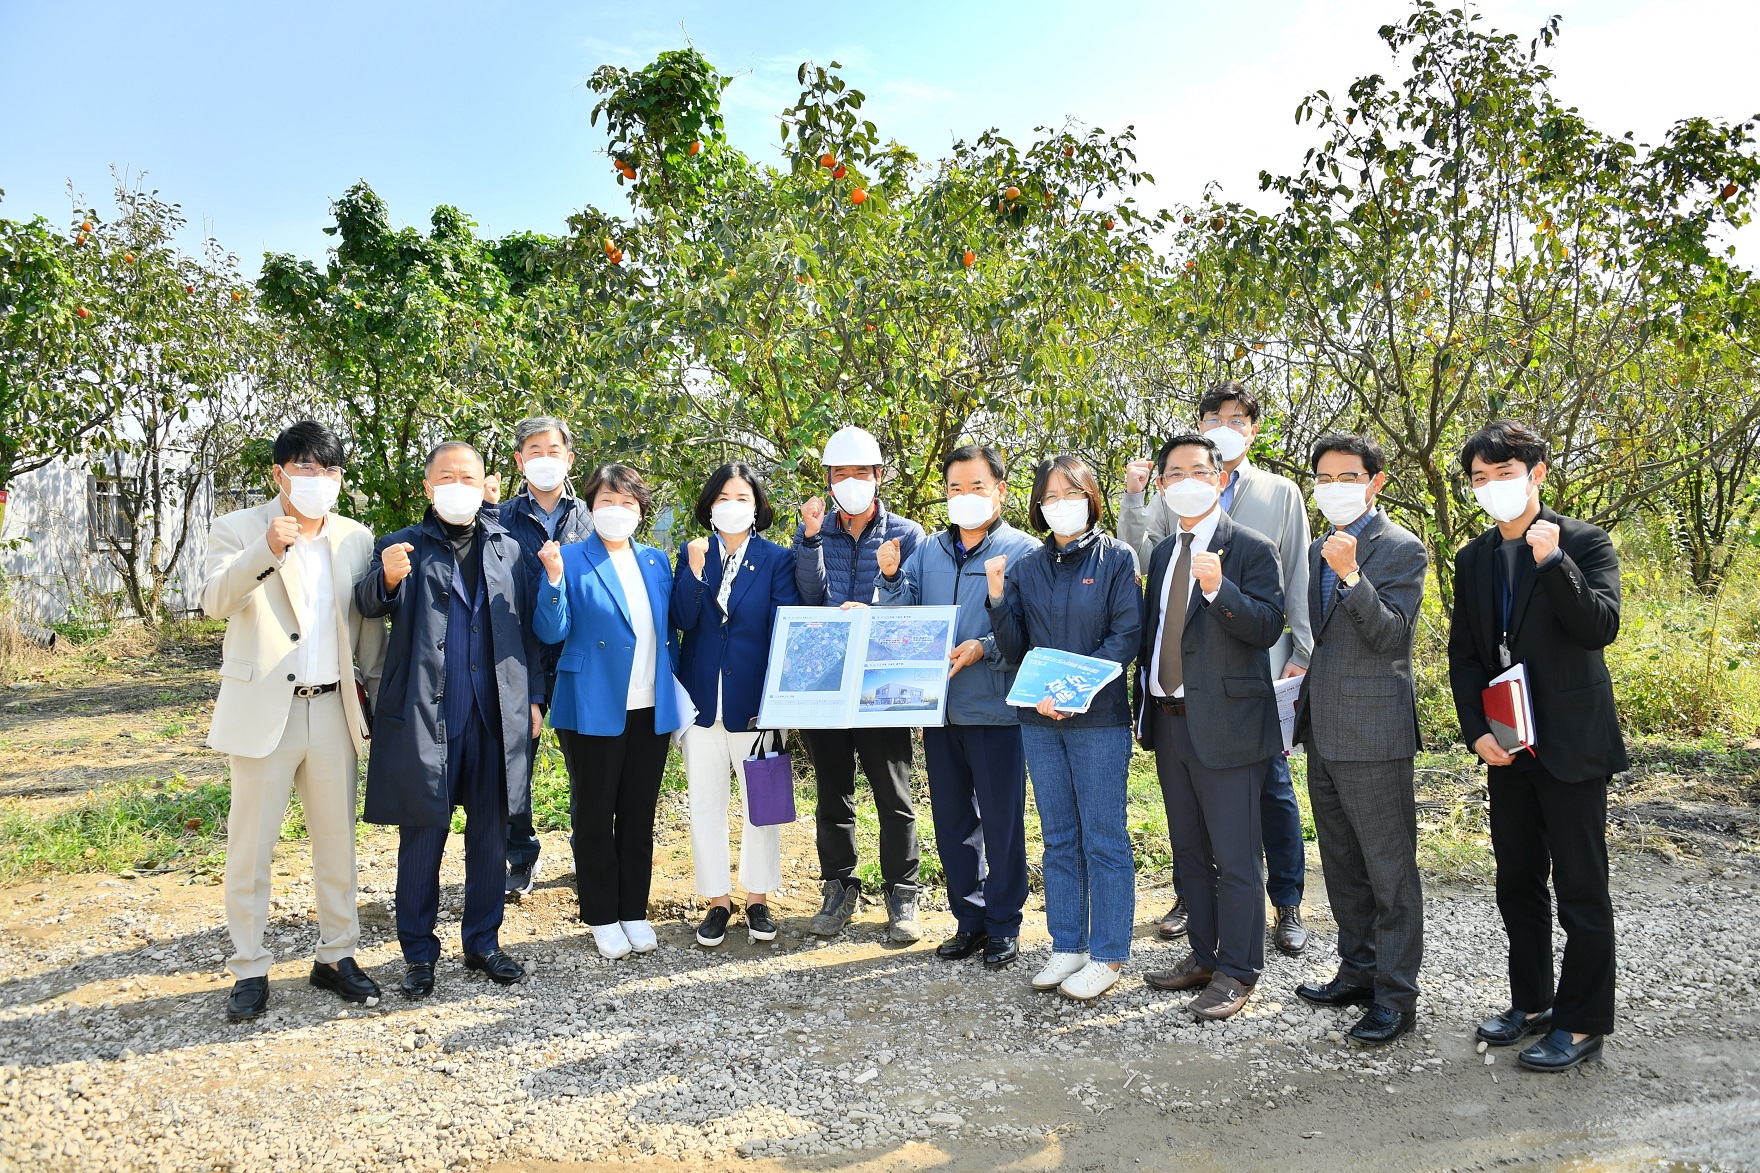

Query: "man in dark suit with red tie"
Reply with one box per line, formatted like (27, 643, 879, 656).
(1447, 420, 1626, 1073)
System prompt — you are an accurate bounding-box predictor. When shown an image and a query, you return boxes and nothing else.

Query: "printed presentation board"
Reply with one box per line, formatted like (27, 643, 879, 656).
(756, 606, 959, 729)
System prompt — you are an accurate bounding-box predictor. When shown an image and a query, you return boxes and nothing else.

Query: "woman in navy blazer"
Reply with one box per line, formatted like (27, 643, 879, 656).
(672, 463, 800, 947)
(534, 464, 685, 962)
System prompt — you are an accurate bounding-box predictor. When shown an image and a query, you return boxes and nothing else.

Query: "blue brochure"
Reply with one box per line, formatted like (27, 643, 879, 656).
(1005, 647, 1123, 715)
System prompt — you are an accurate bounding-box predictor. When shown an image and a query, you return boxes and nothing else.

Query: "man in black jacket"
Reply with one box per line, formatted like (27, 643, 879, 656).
(1448, 420, 1626, 1073)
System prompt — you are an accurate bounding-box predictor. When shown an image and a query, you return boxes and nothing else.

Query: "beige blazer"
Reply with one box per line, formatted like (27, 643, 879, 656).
(201, 498, 386, 759)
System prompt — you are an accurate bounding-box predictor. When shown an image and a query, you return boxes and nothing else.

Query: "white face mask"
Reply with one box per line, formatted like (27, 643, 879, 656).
(1203, 424, 1250, 463)
(946, 492, 995, 530)
(1162, 479, 1220, 519)
(1313, 482, 1370, 527)
(1473, 475, 1534, 524)
(430, 482, 484, 525)
(284, 474, 340, 520)
(710, 500, 755, 535)
(593, 504, 641, 542)
(830, 476, 877, 515)
(1041, 498, 1090, 537)
(521, 455, 569, 492)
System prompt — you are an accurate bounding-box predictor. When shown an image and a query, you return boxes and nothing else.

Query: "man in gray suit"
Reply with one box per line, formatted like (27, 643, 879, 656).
(1133, 434, 1288, 1021)
(1121, 383, 1314, 955)
(1291, 433, 1429, 1046)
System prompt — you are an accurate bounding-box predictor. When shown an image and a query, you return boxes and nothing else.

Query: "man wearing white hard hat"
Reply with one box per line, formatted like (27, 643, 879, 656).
(793, 425, 927, 942)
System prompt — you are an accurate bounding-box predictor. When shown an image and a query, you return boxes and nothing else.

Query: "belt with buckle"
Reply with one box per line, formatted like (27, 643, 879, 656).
(292, 682, 340, 699)
(1150, 695, 1186, 716)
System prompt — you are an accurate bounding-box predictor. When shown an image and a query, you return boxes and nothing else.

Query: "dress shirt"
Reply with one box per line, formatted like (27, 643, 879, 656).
(284, 522, 340, 686)
(1148, 504, 1222, 698)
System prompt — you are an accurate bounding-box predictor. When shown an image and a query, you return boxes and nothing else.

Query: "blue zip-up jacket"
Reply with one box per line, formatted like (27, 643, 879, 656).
(792, 499, 925, 606)
(986, 527, 1143, 729)
(875, 520, 1040, 725)
(498, 490, 593, 705)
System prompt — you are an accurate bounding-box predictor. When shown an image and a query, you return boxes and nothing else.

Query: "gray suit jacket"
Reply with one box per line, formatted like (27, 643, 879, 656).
(1294, 510, 1428, 762)
(1120, 459, 1314, 667)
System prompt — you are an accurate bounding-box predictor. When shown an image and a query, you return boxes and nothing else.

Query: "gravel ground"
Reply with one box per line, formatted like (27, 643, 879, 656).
(2, 819, 1759, 1173)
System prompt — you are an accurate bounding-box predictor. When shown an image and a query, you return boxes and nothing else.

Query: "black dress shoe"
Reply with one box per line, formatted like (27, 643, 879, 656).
(982, 937, 1019, 970)
(936, 930, 988, 961)
(309, 957, 381, 1004)
(464, 949, 526, 985)
(1517, 1029, 1603, 1072)
(1295, 975, 1376, 1008)
(225, 976, 269, 1022)
(401, 962, 435, 999)
(1476, 1006, 1553, 1047)
(1156, 898, 1189, 940)
(1349, 1004, 1415, 1046)
(1272, 905, 1308, 955)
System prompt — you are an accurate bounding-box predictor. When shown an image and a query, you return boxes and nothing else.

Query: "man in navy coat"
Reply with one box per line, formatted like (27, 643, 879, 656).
(356, 441, 539, 997)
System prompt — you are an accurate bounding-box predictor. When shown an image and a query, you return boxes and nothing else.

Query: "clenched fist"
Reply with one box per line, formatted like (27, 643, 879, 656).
(1526, 518, 1560, 564)
(1192, 549, 1223, 594)
(482, 473, 501, 505)
(687, 536, 710, 579)
(877, 538, 902, 579)
(801, 496, 827, 539)
(1321, 531, 1359, 578)
(1124, 457, 1156, 495)
(381, 542, 416, 592)
(985, 554, 1008, 599)
(267, 514, 301, 558)
(538, 540, 564, 585)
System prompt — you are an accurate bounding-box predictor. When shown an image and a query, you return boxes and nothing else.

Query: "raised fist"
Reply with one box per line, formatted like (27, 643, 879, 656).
(1526, 518, 1560, 564)
(801, 496, 827, 539)
(537, 540, 564, 584)
(1192, 549, 1223, 594)
(985, 554, 1008, 598)
(1124, 457, 1156, 495)
(687, 536, 710, 579)
(1321, 531, 1358, 577)
(482, 473, 501, 505)
(267, 515, 300, 558)
(877, 538, 902, 579)
(382, 542, 416, 592)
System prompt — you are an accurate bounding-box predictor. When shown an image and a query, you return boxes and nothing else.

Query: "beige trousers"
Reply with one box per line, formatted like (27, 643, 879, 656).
(223, 692, 360, 978)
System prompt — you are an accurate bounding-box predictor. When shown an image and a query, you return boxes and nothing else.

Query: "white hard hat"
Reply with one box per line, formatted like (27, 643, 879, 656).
(820, 426, 885, 467)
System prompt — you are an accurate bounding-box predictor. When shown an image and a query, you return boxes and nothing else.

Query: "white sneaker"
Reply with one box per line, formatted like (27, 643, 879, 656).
(590, 922, 632, 960)
(1059, 960, 1121, 1001)
(620, 920, 658, 954)
(1031, 951, 1090, 991)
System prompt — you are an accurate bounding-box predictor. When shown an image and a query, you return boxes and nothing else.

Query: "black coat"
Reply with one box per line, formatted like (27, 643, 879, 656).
(1132, 510, 1286, 768)
(1447, 504, 1627, 783)
(355, 508, 539, 828)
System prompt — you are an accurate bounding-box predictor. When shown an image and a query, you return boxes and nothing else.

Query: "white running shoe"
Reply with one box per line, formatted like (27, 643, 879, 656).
(620, 920, 659, 954)
(1031, 951, 1091, 992)
(590, 922, 632, 960)
(1059, 960, 1121, 1001)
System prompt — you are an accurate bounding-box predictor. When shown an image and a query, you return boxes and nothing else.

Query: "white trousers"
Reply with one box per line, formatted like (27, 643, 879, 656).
(683, 721, 782, 898)
(223, 692, 360, 978)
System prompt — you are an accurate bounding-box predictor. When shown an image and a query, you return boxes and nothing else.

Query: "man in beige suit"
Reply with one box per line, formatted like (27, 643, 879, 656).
(202, 421, 386, 1022)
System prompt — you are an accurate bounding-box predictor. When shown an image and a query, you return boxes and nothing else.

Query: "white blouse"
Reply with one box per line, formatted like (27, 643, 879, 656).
(608, 545, 657, 710)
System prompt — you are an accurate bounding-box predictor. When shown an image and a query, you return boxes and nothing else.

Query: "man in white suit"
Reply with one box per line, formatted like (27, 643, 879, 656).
(202, 421, 386, 1022)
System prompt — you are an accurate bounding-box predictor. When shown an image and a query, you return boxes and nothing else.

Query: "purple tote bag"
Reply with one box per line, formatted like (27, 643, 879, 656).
(743, 729, 796, 827)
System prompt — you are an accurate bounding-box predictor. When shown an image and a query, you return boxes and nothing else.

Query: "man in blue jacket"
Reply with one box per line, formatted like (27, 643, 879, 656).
(497, 415, 593, 897)
(356, 441, 538, 998)
(794, 426, 927, 942)
(877, 444, 1038, 969)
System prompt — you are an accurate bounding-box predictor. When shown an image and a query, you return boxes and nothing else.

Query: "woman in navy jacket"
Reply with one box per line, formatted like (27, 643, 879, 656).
(672, 463, 801, 947)
(535, 464, 685, 961)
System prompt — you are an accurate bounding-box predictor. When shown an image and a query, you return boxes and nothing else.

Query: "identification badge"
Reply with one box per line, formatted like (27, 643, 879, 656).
(1498, 640, 1512, 669)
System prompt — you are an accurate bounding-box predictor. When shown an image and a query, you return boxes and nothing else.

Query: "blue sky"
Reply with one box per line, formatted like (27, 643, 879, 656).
(3, 0, 1755, 271)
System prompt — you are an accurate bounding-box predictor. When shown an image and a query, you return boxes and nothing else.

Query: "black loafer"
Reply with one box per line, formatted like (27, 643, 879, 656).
(936, 930, 988, 961)
(1477, 1006, 1552, 1047)
(464, 949, 525, 985)
(310, 957, 381, 1004)
(225, 976, 269, 1022)
(400, 962, 435, 999)
(1295, 975, 1376, 1008)
(982, 937, 1020, 970)
(1517, 1028, 1603, 1072)
(1349, 1003, 1415, 1046)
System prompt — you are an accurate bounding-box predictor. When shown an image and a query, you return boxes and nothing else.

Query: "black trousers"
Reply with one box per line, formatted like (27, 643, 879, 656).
(803, 726, 918, 892)
(1488, 765, 1616, 1035)
(396, 707, 505, 963)
(558, 709, 670, 926)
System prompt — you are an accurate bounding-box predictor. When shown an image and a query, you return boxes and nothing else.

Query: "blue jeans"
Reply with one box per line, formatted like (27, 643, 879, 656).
(1021, 723, 1135, 964)
(1262, 752, 1306, 908)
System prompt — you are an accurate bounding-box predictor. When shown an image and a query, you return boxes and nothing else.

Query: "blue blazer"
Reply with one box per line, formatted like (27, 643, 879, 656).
(671, 533, 799, 732)
(534, 533, 684, 737)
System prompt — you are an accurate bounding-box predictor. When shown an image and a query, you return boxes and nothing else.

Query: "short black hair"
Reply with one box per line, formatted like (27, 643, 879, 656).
(1155, 432, 1221, 475)
(1458, 420, 1547, 478)
(942, 444, 1006, 483)
(1310, 432, 1386, 476)
(582, 462, 653, 519)
(273, 420, 345, 469)
(1027, 455, 1103, 533)
(424, 440, 482, 472)
(1198, 380, 1261, 425)
(694, 462, 775, 532)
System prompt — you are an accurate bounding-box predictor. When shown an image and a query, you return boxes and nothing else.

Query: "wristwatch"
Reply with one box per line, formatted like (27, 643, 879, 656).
(1341, 570, 1361, 589)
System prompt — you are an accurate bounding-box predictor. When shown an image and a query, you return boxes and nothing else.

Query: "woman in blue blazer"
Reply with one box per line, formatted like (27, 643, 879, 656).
(672, 463, 800, 947)
(534, 464, 685, 961)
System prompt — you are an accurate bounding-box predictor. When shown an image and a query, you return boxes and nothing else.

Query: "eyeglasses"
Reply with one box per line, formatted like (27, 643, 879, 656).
(1158, 468, 1220, 484)
(1314, 472, 1372, 486)
(286, 463, 343, 479)
(1201, 418, 1250, 432)
(1039, 488, 1088, 508)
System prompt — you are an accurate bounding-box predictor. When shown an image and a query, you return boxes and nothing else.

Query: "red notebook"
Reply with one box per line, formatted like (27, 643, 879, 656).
(1482, 664, 1536, 754)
